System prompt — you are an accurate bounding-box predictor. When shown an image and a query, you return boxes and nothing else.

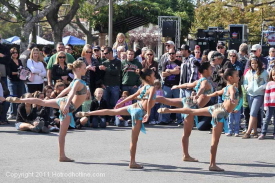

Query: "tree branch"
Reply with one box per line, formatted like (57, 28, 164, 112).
(59, 0, 80, 28)
(74, 16, 90, 35)
(0, 0, 22, 18)
(253, 0, 275, 7)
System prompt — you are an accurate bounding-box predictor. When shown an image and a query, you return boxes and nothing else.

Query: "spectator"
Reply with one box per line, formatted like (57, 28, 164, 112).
(50, 81, 65, 99)
(19, 42, 37, 67)
(142, 49, 160, 79)
(228, 49, 243, 77)
(113, 33, 128, 57)
(90, 88, 107, 128)
(100, 47, 121, 114)
(26, 48, 46, 93)
(266, 47, 275, 71)
(216, 41, 228, 66)
(115, 91, 132, 127)
(175, 50, 183, 62)
(47, 42, 75, 86)
(245, 44, 268, 71)
(238, 43, 249, 67)
(194, 49, 201, 62)
(115, 46, 126, 60)
(201, 49, 210, 63)
(100, 45, 107, 62)
(243, 56, 268, 139)
(120, 52, 127, 61)
(159, 48, 181, 125)
(42, 46, 52, 64)
(52, 51, 71, 86)
(136, 47, 148, 63)
(7, 47, 25, 120)
(148, 79, 163, 124)
(65, 44, 73, 55)
(158, 41, 175, 78)
(121, 49, 142, 97)
(15, 93, 44, 133)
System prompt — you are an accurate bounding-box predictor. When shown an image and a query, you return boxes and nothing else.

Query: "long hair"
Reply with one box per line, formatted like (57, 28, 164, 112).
(248, 56, 263, 76)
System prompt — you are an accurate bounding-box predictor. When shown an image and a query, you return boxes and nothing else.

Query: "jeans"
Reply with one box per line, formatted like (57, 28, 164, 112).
(247, 95, 264, 117)
(122, 85, 138, 103)
(228, 110, 241, 134)
(149, 103, 161, 122)
(91, 116, 106, 128)
(180, 88, 192, 98)
(0, 77, 9, 121)
(218, 96, 224, 104)
(159, 85, 182, 123)
(261, 107, 275, 135)
(7, 80, 25, 115)
(103, 85, 120, 109)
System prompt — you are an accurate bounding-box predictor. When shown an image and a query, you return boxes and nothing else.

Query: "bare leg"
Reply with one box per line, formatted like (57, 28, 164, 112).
(129, 120, 143, 169)
(182, 115, 198, 162)
(158, 107, 212, 117)
(155, 96, 183, 108)
(209, 122, 224, 171)
(8, 97, 60, 109)
(76, 106, 130, 117)
(243, 116, 257, 138)
(59, 115, 74, 162)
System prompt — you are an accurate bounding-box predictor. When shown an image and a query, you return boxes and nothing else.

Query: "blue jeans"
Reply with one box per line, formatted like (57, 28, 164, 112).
(0, 77, 9, 121)
(122, 85, 138, 103)
(180, 88, 192, 98)
(247, 95, 264, 117)
(159, 85, 182, 123)
(103, 85, 120, 109)
(149, 103, 161, 122)
(261, 107, 275, 135)
(7, 79, 26, 115)
(91, 116, 106, 128)
(228, 110, 241, 134)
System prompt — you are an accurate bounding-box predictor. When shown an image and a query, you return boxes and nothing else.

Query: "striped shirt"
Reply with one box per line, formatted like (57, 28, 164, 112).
(264, 81, 275, 109)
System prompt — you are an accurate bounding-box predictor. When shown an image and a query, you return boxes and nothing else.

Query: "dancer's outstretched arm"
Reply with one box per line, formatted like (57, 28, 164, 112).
(172, 81, 197, 90)
(56, 87, 71, 98)
(115, 89, 140, 109)
(206, 89, 224, 98)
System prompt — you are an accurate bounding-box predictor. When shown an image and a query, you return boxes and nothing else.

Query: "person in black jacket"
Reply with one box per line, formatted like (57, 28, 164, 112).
(90, 88, 108, 128)
(15, 93, 44, 132)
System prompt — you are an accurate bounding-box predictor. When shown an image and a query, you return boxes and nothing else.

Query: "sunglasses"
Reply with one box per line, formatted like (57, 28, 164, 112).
(169, 53, 175, 55)
(229, 55, 236, 57)
(11, 52, 18, 54)
(101, 50, 104, 52)
(147, 54, 153, 56)
(58, 56, 66, 59)
(251, 50, 256, 52)
(217, 47, 224, 49)
(94, 49, 99, 52)
(86, 51, 92, 53)
(272, 51, 275, 52)
(176, 56, 182, 58)
(103, 52, 110, 55)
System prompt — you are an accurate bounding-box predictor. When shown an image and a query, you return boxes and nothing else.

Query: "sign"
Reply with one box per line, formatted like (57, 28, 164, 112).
(267, 33, 275, 45)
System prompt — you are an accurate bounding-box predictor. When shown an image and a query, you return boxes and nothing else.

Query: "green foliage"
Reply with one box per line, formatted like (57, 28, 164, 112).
(0, 21, 21, 38)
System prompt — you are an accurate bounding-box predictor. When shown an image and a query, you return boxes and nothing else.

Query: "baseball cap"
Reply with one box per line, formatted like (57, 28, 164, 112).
(211, 51, 224, 60)
(195, 45, 200, 50)
(251, 44, 261, 51)
(142, 47, 148, 51)
(217, 42, 225, 47)
(180, 44, 190, 50)
(165, 41, 175, 45)
(93, 45, 100, 50)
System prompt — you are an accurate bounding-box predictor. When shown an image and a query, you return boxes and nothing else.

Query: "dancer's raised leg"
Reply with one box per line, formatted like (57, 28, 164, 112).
(158, 107, 211, 117)
(129, 120, 143, 169)
(209, 122, 224, 171)
(76, 106, 129, 117)
(155, 96, 183, 108)
(7, 97, 59, 109)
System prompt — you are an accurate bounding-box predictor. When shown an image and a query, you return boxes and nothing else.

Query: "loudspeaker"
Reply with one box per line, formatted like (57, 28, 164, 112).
(197, 29, 205, 38)
(162, 21, 176, 37)
(229, 24, 248, 50)
(229, 40, 243, 50)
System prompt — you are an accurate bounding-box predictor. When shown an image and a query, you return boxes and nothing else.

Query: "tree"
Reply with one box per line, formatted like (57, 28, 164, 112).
(0, 0, 59, 51)
(46, 0, 81, 44)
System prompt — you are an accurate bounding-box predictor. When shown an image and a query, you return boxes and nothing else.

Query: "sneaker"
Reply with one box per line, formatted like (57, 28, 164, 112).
(226, 133, 232, 136)
(7, 114, 16, 120)
(258, 134, 265, 140)
(177, 123, 183, 127)
(209, 129, 212, 134)
(234, 134, 239, 137)
(149, 121, 156, 125)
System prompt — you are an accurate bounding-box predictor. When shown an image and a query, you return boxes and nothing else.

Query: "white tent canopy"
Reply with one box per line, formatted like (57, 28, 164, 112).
(36, 36, 54, 45)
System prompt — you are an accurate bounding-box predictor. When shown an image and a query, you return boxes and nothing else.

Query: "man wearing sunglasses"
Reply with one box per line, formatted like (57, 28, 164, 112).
(99, 47, 121, 122)
(244, 44, 268, 71)
(158, 40, 175, 78)
(159, 48, 182, 125)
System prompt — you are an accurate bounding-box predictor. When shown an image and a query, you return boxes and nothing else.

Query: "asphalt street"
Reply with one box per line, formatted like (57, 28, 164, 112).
(0, 121, 274, 183)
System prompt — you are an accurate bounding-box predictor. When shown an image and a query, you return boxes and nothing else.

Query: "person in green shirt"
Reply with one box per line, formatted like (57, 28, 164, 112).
(121, 50, 142, 97)
(46, 42, 75, 86)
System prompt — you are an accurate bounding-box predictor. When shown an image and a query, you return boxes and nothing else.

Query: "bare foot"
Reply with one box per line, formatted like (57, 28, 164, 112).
(157, 108, 169, 114)
(6, 97, 21, 103)
(59, 156, 75, 162)
(209, 165, 224, 171)
(75, 112, 88, 118)
(129, 163, 143, 169)
(183, 156, 199, 162)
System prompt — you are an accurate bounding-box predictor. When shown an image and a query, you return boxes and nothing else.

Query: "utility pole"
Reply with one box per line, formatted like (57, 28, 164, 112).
(108, 0, 113, 46)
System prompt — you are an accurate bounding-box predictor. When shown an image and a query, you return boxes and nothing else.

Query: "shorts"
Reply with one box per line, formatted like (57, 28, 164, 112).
(56, 97, 76, 128)
(181, 97, 198, 126)
(208, 103, 229, 131)
(15, 122, 23, 130)
(127, 102, 146, 134)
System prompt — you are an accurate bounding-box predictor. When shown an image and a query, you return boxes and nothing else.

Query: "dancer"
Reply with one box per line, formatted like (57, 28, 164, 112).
(158, 68, 242, 171)
(6, 60, 87, 162)
(156, 61, 213, 162)
(76, 69, 156, 169)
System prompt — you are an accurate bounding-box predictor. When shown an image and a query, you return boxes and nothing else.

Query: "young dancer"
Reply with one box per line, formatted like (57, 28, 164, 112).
(158, 68, 242, 171)
(76, 69, 156, 169)
(156, 61, 213, 162)
(6, 60, 87, 162)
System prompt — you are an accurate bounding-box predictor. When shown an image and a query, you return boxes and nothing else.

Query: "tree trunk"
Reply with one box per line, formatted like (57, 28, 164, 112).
(20, 21, 34, 52)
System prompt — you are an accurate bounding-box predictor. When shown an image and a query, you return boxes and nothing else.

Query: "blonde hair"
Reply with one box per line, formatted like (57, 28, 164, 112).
(113, 33, 126, 49)
(86, 86, 92, 100)
(94, 88, 104, 97)
(81, 44, 92, 57)
(67, 60, 84, 70)
(54, 51, 67, 64)
(30, 47, 43, 62)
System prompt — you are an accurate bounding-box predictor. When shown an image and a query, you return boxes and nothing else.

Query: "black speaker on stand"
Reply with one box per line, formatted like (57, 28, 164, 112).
(229, 24, 248, 50)
(162, 21, 176, 37)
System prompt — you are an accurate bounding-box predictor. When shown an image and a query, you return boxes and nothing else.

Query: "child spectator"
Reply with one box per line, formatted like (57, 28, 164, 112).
(149, 79, 164, 124)
(113, 33, 128, 57)
(50, 81, 65, 99)
(120, 52, 127, 62)
(43, 85, 54, 100)
(90, 88, 108, 128)
(115, 91, 132, 127)
(259, 69, 275, 140)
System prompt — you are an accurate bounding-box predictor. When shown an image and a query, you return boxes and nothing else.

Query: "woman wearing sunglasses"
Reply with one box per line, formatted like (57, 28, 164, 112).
(141, 49, 160, 79)
(52, 51, 71, 86)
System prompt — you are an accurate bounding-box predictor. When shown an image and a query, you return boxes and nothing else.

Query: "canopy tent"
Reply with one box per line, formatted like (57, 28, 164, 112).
(36, 36, 54, 45)
(5, 36, 21, 44)
(62, 36, 85, 45)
